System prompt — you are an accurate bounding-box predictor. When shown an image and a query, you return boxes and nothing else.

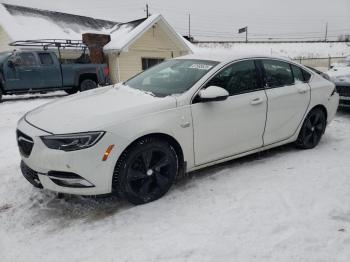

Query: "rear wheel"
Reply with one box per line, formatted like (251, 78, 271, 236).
(295, 108, 326, 149)
(80, 79, 97, 92)
(113, 138, 178, 205)
(0, 89, 2, 103)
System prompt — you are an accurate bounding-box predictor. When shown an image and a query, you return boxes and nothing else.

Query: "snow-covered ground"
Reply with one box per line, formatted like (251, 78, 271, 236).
(195, 42, 350, 59)
(1, 94, 350, 262)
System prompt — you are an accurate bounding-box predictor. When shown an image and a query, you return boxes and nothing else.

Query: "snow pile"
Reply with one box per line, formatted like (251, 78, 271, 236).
(195, 42, 350, 59)
(1, 93, 350, 261)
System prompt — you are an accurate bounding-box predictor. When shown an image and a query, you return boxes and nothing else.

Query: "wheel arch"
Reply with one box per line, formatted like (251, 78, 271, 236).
(120, 133, 185, 167)
(78, 73, 98, 86)
(309, 104, 328, 121)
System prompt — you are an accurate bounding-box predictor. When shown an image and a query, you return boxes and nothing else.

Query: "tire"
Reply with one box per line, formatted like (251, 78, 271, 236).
(295, 108, 327, 149)
(80, 79, 97, 92)
(0, 88, 2, 103)
(113, 137, 179, 205)
(65, 88, 77, 95)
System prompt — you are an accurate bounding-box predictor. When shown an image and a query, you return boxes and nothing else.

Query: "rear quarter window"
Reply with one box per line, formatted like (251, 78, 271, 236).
(291, 64, 305, 83)
(302, 69, 312, 82)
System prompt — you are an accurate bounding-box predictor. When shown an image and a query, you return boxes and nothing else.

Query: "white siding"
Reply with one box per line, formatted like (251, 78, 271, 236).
(109, 24, 189, 83)
(0, 25, 13, 52)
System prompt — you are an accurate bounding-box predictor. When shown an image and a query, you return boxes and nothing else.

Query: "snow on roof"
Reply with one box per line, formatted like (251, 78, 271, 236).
(104, 14, 192, 53)
(0, 4, 192, 54)
(0, 3, 119, 41)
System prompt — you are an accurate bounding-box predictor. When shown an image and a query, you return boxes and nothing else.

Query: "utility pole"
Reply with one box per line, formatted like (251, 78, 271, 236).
(145, 4, 149, 18)
(325, 22, 328, 42)
(188, 13, 191, 41)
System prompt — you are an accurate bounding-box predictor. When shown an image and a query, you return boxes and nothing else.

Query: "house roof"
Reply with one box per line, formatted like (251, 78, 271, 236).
(0, 3, 192, 54)
(0, 3, 135, 42)
(104, 14, 192, 53)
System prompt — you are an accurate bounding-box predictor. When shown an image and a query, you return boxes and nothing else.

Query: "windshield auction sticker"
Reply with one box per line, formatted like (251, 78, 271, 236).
(189, 64, 213, 70)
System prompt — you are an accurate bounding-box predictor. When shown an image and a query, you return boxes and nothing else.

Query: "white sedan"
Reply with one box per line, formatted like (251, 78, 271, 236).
(17, 54, 339, 204)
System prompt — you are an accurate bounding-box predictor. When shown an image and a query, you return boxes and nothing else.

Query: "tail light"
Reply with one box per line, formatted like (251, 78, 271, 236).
(103, 67, 109, 77)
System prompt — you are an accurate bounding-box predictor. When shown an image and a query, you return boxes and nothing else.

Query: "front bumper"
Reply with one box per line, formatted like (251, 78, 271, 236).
(17, 118, 121, 195)
(336, 86, 350, 107)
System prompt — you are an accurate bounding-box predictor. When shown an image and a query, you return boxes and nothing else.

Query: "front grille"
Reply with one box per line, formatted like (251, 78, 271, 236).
(16, 130, 34, 157)
(340, 99, 350, 106)
(336, 86, 350, 97)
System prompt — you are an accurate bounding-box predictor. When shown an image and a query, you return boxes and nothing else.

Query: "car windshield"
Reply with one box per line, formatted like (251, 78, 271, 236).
(125, 59, 219, 97)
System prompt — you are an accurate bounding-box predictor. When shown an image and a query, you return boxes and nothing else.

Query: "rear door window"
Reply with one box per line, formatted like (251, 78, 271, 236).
(38, 53, 54, 65)
(262, 60, 294, 88)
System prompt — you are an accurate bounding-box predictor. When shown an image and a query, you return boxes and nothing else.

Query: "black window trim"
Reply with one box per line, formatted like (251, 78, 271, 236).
(257, 58, 314, 90)
(191, 58, 265, 104)
(191, 57, 315, 104)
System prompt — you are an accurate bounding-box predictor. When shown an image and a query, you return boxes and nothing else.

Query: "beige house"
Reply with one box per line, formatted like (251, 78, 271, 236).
(104, 14, 193, 83)
(0, 3, 193, 84)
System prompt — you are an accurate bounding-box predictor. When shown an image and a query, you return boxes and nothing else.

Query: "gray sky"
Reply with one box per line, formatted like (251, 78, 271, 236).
(2, 0, 350, 41)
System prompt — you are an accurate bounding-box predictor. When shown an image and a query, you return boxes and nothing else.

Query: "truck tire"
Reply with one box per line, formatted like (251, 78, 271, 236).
(65, 88, 77, 95)
(80, 79, 97, 92)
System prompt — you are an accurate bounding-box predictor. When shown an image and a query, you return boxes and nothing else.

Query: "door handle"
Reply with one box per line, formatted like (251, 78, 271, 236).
(297, 87, 308, 94)
(250, 97, 263, 105)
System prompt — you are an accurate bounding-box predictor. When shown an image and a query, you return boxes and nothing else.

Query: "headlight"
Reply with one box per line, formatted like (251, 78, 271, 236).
(41, 131, 105, 151)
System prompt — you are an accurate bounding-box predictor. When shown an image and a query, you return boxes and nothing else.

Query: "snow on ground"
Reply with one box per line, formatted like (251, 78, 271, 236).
(1, 94, 350, 262)
(195, 42, 350, 59)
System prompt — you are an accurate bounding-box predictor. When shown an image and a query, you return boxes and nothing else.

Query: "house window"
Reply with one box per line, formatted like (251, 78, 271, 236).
(142, 58, 165, 70)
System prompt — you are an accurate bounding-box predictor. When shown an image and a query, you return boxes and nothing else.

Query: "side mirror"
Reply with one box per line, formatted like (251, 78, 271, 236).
(198, 85, 229, 102)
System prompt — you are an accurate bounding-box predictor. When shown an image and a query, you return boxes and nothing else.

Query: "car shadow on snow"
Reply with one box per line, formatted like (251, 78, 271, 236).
(21, 143, 298, 228)
(2, 92, 67, 103)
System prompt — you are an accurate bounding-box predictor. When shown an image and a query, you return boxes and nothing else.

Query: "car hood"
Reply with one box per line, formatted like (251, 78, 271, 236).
(326, 67, 350, 78)
(25, 85, 177, 134)
(326, 67, 350, 84)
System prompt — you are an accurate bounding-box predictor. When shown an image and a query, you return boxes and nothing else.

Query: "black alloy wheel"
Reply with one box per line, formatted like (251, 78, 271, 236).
(113, 138, 178, 205)
(295, 108, 326, 149)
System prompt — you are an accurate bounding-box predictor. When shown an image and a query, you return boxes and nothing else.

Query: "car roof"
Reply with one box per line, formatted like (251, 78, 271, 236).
(176, 52, 293, 64)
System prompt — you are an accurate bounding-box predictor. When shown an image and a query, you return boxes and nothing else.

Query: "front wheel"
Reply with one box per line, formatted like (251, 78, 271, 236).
(113, 138, 178, 205)
(80, 79, 97, 92)
(295, 108, 326, 149)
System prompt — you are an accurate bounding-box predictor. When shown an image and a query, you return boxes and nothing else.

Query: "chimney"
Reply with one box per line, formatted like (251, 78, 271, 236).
(82, 33, 111, 64)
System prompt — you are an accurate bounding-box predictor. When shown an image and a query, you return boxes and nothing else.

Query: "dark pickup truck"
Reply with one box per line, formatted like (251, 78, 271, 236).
(0, 50, 109, 102)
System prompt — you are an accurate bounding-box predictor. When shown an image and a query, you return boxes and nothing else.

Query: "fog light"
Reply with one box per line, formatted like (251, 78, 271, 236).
(49, 177, 94, 188)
